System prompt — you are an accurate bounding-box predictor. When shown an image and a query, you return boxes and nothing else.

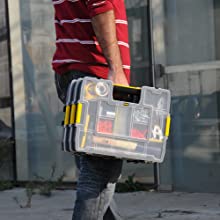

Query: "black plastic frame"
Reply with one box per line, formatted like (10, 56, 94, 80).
(5, 0, 17, 181)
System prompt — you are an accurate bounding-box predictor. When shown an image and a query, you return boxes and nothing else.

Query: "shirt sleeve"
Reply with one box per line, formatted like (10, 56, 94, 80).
(84, 0, 114, 17)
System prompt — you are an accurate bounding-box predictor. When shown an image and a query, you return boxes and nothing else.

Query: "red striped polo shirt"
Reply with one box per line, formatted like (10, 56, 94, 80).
(52, 0, 131, 82)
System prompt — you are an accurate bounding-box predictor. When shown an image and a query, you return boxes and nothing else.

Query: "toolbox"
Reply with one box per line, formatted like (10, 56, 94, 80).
(62, 77, 171, 163)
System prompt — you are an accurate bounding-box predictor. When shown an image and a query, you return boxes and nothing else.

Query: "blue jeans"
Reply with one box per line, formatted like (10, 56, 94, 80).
(55, 71, 123, 220)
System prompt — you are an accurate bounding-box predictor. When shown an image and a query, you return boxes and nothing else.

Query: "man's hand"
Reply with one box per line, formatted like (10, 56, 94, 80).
(108, 69, 129, 86)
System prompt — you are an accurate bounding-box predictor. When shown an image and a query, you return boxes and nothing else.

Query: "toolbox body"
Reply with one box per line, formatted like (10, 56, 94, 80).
(62, 77, 171, 163)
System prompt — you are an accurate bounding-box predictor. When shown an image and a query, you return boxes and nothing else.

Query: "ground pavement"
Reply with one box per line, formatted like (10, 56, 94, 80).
(0, 188, 220, 220)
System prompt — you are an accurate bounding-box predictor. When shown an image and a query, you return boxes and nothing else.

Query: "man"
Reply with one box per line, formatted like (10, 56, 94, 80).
(52, 0, 130, 219)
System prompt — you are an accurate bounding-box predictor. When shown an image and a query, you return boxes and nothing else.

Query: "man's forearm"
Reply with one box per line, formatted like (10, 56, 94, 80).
(91, 10, 127, 82)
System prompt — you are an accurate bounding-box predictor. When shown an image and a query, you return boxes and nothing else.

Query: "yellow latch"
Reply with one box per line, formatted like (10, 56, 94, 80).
(70, 104, 76, 124)
(76, 103, 83, 124)
(165, 115, 171, 137)
(64, 105, 70, 126)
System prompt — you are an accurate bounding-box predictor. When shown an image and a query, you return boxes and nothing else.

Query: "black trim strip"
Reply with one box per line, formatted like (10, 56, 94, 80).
(148, 0, 159, 189)
(5, 0, 17, 181)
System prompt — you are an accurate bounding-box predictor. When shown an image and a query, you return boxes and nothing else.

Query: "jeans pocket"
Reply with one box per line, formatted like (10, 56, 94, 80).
(54, 73, 67, 104)
(54, 71, 98, 104)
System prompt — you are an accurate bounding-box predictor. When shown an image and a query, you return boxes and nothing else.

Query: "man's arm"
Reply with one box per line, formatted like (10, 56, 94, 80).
(91, 10, 129, 86)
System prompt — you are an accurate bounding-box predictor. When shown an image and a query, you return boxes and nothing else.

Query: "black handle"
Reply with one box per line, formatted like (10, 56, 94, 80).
(113, 85, 141, 103)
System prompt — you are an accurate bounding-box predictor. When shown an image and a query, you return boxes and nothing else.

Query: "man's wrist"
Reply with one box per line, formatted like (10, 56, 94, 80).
(109, 68, 124, 77)
(100, 40, 118, 50)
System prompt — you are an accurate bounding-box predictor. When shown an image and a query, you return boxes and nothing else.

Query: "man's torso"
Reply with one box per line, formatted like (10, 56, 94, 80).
(52, 0, 130, 80)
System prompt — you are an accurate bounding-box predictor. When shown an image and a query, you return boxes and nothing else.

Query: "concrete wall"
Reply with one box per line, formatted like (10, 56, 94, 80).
(153, 0, 220, 193)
